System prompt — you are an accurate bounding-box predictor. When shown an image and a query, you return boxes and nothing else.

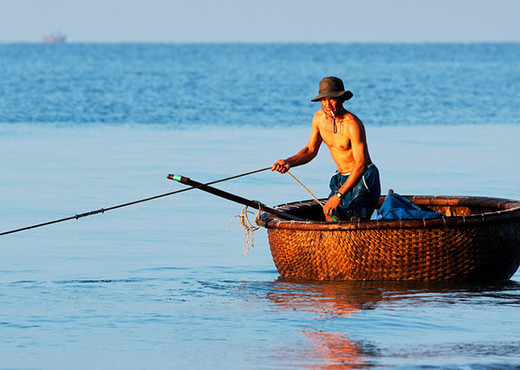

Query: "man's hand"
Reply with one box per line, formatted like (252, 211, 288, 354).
(323, 195, 341, 221)
(271, 160, 290, 173)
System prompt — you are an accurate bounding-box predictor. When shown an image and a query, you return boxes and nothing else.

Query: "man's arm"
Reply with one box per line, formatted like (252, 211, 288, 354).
(271, 116, 323, 173)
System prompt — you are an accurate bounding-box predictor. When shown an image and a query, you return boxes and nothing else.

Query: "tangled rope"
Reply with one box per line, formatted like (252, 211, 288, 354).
(227, 204, 263, 255)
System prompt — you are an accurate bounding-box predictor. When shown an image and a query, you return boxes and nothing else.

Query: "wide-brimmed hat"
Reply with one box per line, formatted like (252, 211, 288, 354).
(311, 76, 353, 102)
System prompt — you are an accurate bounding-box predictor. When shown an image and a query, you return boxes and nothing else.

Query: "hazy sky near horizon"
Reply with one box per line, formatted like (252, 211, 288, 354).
(1, 0, 519, 43)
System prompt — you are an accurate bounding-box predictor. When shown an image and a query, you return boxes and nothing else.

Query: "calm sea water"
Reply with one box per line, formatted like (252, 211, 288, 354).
(1, 43, 519, 369)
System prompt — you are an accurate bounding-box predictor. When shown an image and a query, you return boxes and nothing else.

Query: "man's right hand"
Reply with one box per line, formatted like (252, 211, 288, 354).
(271, 160, 290, 173)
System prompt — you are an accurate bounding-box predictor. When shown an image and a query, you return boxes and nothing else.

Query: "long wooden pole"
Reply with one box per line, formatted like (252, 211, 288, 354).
(167, 174, 304, 221)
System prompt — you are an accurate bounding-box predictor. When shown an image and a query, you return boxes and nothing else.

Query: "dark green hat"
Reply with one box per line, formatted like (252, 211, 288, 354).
(311, 76, 353, 102)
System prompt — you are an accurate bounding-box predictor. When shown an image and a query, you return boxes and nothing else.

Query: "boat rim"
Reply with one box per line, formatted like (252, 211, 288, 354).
(259, 195, 520, 231)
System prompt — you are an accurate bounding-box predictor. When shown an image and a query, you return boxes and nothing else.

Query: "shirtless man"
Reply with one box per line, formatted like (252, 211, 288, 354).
(272, 76, 381, 221)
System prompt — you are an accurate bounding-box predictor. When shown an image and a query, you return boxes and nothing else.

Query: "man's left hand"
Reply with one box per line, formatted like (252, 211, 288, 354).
(323, 195, 341, 221)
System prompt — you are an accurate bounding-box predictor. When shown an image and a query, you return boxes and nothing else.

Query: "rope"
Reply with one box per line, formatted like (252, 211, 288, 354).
(0, 167, 271, 237)
(227, 204, 263, 255)
(286, 171, 325, 208)
(286, 171, 339, 222)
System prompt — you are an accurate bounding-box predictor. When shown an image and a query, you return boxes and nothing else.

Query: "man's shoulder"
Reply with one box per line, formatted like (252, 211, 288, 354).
(311, 109, 327, 126)
(342, 110, 360, 121)
(342, 111, 364, 127)
(313, 109, 326, 119)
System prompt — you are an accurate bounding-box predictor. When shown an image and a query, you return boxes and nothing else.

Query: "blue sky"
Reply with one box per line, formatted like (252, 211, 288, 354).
(1, 0, 519, 43)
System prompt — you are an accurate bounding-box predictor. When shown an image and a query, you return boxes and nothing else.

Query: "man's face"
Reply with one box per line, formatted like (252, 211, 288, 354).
(320, 97, 341, 116)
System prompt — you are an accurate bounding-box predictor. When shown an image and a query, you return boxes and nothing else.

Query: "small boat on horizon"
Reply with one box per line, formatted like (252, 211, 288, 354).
(43, 32, 67, 43)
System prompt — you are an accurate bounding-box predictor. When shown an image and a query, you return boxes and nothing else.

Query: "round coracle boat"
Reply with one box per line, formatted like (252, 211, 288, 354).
(257, 195, 520, 282)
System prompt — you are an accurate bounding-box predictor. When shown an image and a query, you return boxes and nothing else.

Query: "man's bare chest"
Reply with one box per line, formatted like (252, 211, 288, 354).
(319, 120, 352, 151)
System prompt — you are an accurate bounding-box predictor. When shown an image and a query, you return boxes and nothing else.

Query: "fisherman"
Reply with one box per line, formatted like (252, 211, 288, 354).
(271, 76, 381, 221)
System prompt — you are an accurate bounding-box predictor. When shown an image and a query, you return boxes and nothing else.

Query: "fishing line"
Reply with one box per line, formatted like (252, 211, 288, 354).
(0, 167, 271, 237)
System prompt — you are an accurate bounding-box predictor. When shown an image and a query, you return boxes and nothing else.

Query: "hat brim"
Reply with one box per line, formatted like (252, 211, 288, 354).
(311, 90, 353, 102)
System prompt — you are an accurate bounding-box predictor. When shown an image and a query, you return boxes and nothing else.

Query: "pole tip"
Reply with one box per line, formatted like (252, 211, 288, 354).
(167, 174, 184, 182)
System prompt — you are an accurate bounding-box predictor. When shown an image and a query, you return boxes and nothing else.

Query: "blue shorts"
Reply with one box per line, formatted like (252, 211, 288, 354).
(329, 164, 381, 220)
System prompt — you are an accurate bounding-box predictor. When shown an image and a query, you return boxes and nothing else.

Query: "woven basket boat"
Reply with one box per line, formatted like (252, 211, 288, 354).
(257, 195, 520, 282)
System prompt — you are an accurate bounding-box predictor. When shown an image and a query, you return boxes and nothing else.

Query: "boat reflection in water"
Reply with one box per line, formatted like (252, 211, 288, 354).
(263, 278, 520, 368)
(266, 278, 382, 368)
(300, 330, 375, 369)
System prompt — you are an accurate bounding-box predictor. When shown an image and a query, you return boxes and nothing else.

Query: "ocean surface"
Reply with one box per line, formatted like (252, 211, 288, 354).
(0, 43, 519, 369)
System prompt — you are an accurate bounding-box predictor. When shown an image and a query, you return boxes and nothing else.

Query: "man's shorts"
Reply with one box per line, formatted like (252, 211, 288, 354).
(328, 164, 381, 220)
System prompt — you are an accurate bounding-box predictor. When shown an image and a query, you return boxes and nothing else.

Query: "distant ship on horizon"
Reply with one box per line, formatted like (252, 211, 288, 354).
(43, 31, 67, 43)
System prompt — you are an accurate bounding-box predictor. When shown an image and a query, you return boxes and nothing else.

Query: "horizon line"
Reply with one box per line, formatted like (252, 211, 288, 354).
(2, 40, 520, 45)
